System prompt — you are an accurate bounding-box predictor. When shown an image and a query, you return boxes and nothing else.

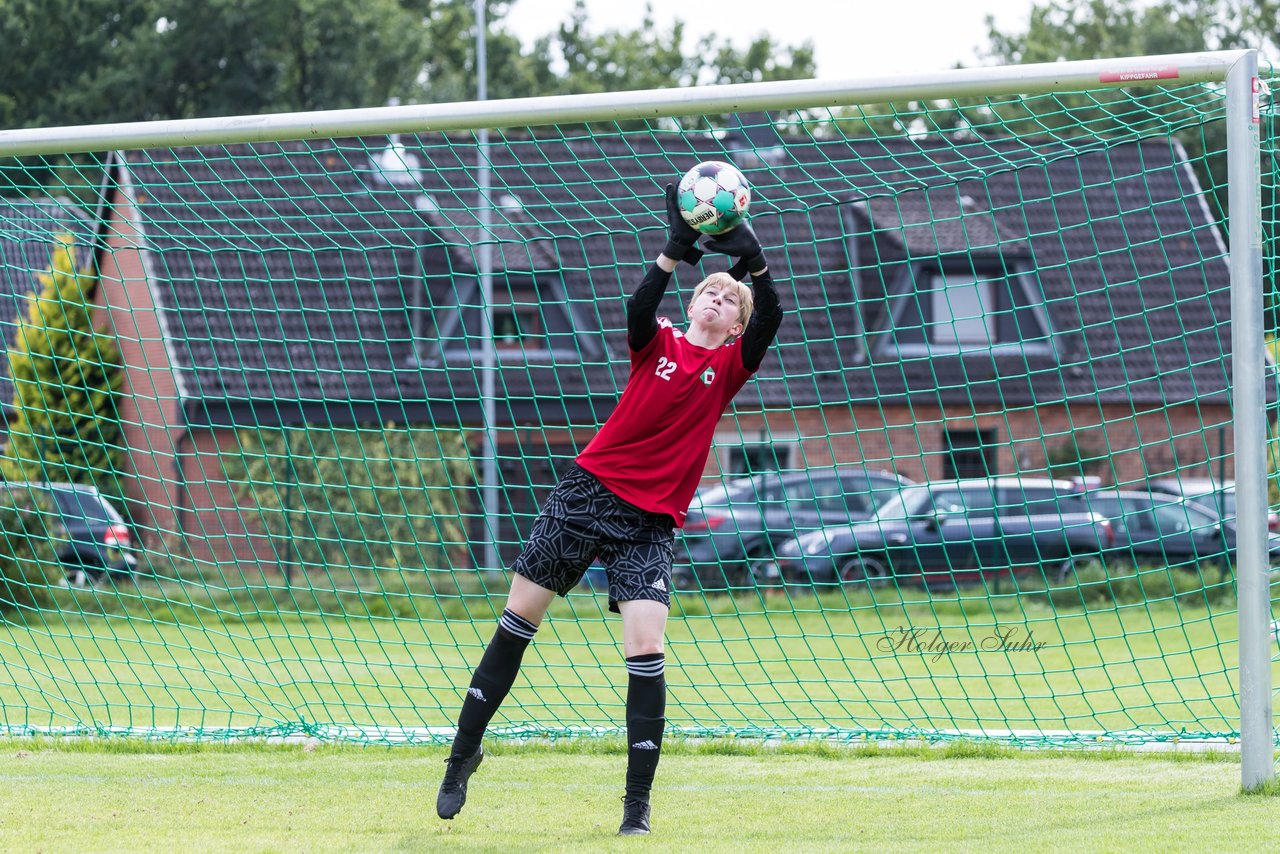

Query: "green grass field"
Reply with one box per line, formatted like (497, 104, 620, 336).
(3, 739, 1279, 852)
(0, 581, 1258, 742)
(1, 581, 1277, 849)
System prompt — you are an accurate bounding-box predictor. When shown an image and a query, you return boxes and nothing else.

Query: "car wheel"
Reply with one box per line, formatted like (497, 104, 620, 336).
(748, 558, 785, 589)
(838, 555, 890, 588)
(1053, 555, 1099, 585)
(745, 542, 781, 589)
(63, 565, 102, 588)
(671, 566, 699, 592)
(720, 560, 756, 589)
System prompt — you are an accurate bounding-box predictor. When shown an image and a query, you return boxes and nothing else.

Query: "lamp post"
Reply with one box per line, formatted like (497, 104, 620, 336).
(475, 0, 500, 572)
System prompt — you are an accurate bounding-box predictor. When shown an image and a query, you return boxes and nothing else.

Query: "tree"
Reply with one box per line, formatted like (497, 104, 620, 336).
(0, 0, 434, 126)
(981, 0, 1246, 66)
(1, 235, 127, 508)
(0, 0, 816, 127)
(0, 0, 436, 205)
(413, 0, 545, 103)
(0, 487, 63, 618)
(131, 0, 433, 116)
(221, 423, 474, 578)
(528, 1, 815, 96)
(0, 0, 818, 199)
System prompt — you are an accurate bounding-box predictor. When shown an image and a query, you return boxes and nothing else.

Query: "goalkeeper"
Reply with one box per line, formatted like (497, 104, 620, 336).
(436, 185, 784, 836)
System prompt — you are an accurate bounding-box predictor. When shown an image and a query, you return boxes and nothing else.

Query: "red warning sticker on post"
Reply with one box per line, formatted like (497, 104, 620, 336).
(1099, 66, 1179, 83)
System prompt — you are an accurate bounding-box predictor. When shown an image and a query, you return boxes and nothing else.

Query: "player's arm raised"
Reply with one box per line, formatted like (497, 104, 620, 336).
(628, 185, 704, 352)
(704, 221, 783, 372)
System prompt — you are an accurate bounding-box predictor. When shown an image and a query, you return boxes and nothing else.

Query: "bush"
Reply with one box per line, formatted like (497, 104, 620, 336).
(1046, 436, 1107, 481)
(0, 489, 64, 617)
(222, 422, 474, 578)
(1045, 557, 1236, 611)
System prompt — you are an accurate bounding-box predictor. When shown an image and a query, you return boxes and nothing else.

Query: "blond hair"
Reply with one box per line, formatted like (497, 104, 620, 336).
(688, 272, 754, 330)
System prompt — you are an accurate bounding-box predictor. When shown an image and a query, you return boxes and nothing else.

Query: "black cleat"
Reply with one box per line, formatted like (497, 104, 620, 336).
(436, 746, 484, 819)
(618, 796, 651, 836)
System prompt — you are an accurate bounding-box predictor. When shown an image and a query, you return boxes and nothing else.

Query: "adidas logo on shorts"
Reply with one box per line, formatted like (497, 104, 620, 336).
(651, 578, 667, 592)
(631, 740, 659, 750)
(467, 687, 488, 702)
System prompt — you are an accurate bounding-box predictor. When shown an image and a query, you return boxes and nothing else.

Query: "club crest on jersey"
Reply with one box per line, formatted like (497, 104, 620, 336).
(701, 367, 715, 386)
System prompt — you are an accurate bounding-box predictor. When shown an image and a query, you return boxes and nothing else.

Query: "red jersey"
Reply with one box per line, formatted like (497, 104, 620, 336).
(575, 318, 754, 526)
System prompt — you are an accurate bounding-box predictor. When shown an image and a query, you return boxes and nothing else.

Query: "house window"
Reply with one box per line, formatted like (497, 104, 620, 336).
(727, 443, 793, 476)
(930, 271, 994, 347)
(493, 287, 544, 351)
(877, 259, 1055, 361)
(943, 428, 996, 479)
(493, 311, 520, 345)
(491, 299, 542, 348)
(431, 273, 603, 366)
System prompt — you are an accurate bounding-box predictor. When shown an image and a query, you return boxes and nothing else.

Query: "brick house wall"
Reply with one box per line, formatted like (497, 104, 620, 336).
(93, 185, 1238, 576)
(95, 186, 185, 547)
(86, 333, 1239, 575)
(85, 135, 1245, 579)
(717, 402, 1234, 486)
(178, 427, 282, 571)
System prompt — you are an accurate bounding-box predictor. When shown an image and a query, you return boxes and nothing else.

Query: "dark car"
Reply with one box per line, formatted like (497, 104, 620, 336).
(764, 478, 1112, 588)
(1079, 489, 1280, 567)
(673, 468, 912, 589)
(0, 482, 137, 586)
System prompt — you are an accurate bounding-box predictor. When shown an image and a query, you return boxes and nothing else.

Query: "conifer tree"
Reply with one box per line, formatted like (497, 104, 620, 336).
(2, 235, 126, 506)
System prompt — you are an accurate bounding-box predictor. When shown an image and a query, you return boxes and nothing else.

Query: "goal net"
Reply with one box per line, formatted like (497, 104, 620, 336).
(0, 51, 1270, 749)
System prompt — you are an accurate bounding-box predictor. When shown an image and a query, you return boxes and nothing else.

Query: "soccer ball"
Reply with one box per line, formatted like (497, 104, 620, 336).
(677, 160, 751, 236)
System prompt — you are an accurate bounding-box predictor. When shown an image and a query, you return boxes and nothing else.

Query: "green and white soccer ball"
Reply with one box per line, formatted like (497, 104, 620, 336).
(677, 160, 751, 236)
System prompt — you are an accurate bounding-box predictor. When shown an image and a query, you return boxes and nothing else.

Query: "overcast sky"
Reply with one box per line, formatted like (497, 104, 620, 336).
(503, 0, 1041, 80)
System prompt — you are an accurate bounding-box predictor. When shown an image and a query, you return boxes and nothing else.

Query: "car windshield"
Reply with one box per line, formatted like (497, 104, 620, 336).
(869, 488, 932, 520)
(1195, 491, 1234, 517)
(866, 481, 907, 509)
(1151, 498, 1221, 534)
(689, 477, 759, 510)
(1084, 496, 1128, 521)
(51, 488, 121, 525)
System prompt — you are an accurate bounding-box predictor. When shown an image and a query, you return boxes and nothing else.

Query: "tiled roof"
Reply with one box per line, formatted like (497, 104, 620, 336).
(851, 188, 1020, 258)
(111, 129, 1244, 425)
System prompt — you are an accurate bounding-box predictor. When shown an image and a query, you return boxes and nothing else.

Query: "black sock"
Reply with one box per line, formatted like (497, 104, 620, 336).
(450, 609, 538, 757)
(624, 653, 666, 802)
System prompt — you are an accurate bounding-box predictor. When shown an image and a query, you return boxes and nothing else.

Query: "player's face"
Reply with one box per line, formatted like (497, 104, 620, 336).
(688, 284, 745, 339)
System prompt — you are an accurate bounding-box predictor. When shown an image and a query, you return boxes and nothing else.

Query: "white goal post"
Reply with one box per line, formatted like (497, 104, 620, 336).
(0, 49, 1268, 788)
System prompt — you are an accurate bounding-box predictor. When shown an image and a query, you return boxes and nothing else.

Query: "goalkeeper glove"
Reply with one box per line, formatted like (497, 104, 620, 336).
(704, 220, 767, 279)
(663, 184, 705, 265)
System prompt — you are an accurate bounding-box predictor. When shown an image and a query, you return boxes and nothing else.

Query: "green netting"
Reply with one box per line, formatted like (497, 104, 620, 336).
(0, 71, 1272, 748)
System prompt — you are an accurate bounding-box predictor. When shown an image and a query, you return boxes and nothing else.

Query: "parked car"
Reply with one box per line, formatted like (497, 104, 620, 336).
(673, 468, 913, 589)
(1078, 489, 1280, 567)
(0, 482, 136, 586)
(763, 478, 1112, 588)
(1145, 479, 1280, 532)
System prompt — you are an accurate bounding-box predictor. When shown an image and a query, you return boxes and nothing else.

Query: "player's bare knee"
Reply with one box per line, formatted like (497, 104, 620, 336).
(505, 574, 555, 626)
(627, 638, 665, 657)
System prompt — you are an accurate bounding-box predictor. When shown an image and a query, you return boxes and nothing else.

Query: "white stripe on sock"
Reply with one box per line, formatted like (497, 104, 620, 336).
(499, 610, 537, 640)
(626, 657, 665, 678)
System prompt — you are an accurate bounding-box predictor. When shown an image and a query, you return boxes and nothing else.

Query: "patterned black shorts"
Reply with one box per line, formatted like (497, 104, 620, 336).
(513, 465, 676, 612)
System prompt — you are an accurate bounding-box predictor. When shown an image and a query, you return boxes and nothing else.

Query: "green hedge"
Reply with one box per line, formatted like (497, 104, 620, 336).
(222, 423, 474, 577)
(0, 489, 64, 617)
